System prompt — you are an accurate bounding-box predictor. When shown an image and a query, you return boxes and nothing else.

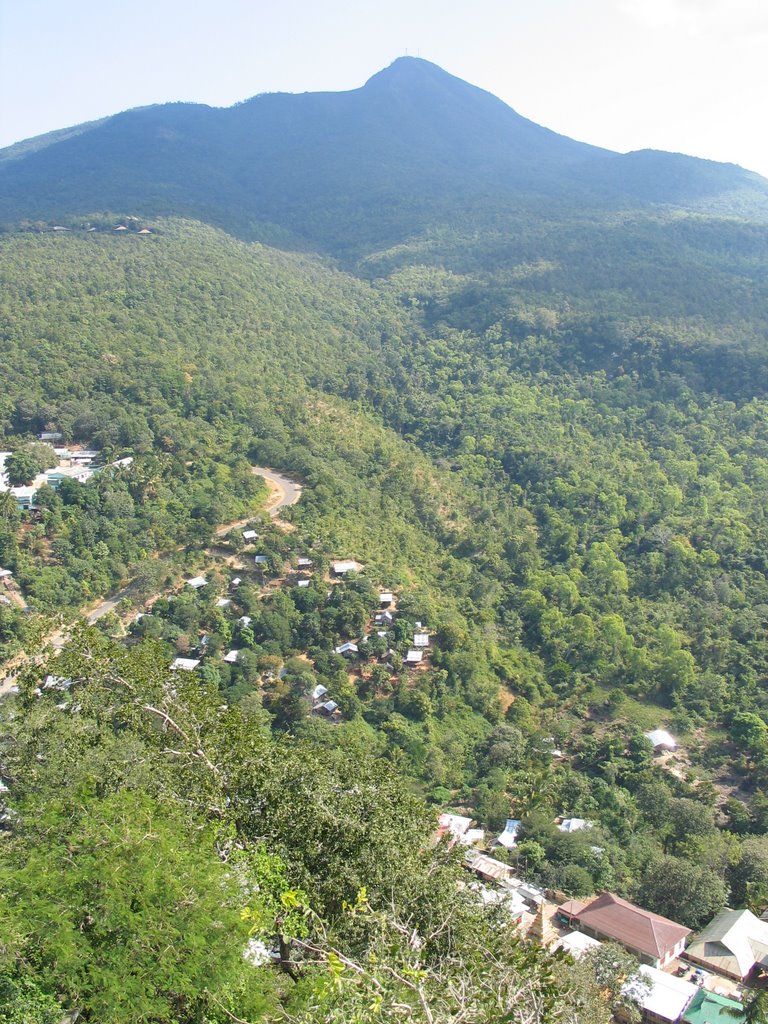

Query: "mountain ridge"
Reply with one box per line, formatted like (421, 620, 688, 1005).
(2, 56, 767, 254)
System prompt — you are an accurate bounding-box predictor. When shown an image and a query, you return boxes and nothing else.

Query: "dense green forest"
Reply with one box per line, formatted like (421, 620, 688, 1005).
(3, 202, 768, 1020)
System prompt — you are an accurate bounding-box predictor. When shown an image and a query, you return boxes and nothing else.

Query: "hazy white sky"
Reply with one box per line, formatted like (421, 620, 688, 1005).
(1, 0, 767, 176)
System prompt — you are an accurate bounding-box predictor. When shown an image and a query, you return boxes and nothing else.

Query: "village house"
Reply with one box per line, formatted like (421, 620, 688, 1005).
(558, 817, 591, 833)
(68, 450, 100, 464)
(464, 851, 514, 885)
(620, 965, 698, 1024)
(559, 892, 690, 969)
(517, 882, 545, 910)
(405, 649, 423, 665)
(186, 576, 208, 589)
(472, 882, 528, 923)
(223, 650, 240, 664)
(335, 642, 359, 657)
(379, 591, 394, 607)
(332, 559, 364, 576)
(413, 632, 430, 648)
(42, 675, 73, 692)
(685, 908, 768, 981)
(317, 699, 340, 718)
(492, 818, 522, 850)
(170, 657, 200, 671)
(461, 828, 486, 847)
(437, 812, 474, 847)
(311, 684, 328, 703)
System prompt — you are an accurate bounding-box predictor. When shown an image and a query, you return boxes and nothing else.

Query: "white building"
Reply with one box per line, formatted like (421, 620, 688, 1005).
(332, 560, 364, 576)
(170, 658, 200, 671)
(559, 818, 591, 833)
(493, 819, 522, 850)
(556, 931, 602, 960)
(622, 964, 698, 1023)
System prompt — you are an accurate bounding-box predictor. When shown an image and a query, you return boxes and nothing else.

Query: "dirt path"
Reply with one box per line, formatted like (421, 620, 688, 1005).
(0, 466, 302, 695)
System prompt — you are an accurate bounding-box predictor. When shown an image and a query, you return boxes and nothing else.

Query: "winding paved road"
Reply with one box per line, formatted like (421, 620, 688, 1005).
(214, 466, 302, 537)
(254, 466, 303, 514)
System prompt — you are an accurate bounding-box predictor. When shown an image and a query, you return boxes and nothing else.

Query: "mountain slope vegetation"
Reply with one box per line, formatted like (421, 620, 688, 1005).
(3, 58, 768, 1024)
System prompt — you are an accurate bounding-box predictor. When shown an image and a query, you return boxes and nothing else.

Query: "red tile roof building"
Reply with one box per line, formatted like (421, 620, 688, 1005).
(560, 892, 690, 968)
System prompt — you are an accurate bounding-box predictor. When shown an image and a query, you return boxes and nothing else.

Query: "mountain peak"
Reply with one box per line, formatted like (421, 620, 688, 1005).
(364, 56, 453, 84)
(2, 57, 765, 255)
(362, 56, 494, 101)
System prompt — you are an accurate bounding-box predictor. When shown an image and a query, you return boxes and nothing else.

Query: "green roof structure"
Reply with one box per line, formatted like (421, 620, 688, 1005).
(683, 989, 744, 1024)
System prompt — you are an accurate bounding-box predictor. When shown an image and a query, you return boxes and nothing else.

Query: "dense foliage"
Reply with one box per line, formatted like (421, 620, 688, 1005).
(0, 631, 631, 1023)
(1, 106, 768, 1013)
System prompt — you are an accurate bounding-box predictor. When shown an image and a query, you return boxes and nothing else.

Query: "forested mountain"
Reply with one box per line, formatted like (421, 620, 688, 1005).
(3, 59, 768, 1024)
(2, 57, 768, 255)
